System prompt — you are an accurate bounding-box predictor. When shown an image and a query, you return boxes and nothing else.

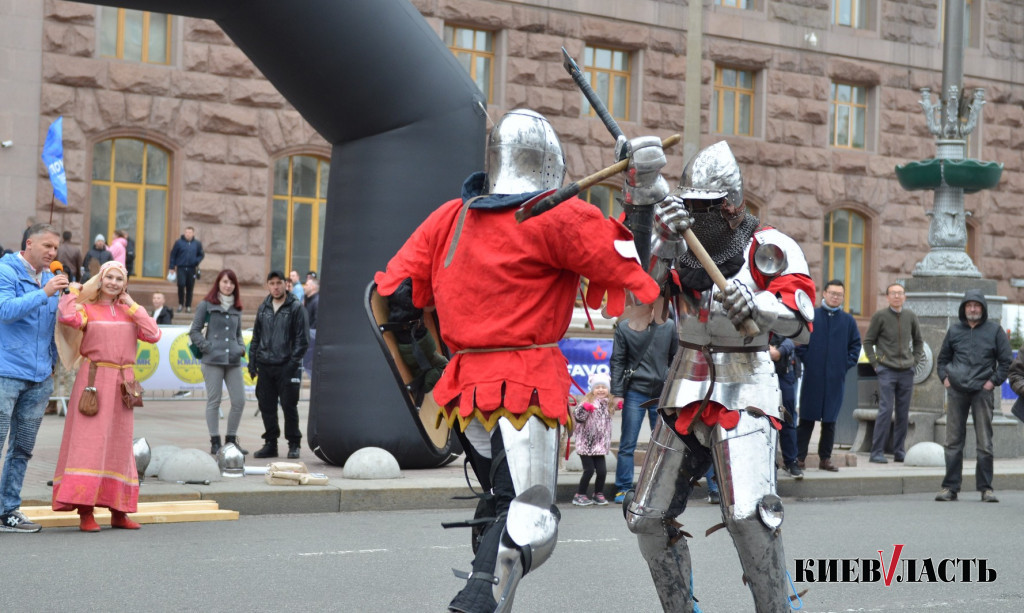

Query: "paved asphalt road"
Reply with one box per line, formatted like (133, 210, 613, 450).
(3, 492, 1021, 612)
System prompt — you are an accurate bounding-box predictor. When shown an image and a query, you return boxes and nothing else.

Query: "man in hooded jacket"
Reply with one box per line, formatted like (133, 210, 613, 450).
(934, 289, 1012, 503)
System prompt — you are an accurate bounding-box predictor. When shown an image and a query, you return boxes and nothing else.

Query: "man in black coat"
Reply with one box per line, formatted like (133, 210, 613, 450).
(794, 279, 861, 472)
(167, 226, 204, 313)
(248, 271, 309, 459)
(935, 289, 1012, 503)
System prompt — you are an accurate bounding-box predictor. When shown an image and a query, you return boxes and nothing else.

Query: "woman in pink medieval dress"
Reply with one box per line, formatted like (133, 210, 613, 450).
(53, 260, 160, 532)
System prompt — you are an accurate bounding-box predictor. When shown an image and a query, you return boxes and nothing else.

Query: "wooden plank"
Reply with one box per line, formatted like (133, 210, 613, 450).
(21, 500, 239, 527)
(27, 510, 239, 528)
(22, 500, 223, 517)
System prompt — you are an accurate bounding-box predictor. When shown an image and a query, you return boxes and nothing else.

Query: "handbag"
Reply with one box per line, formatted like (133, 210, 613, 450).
(121, 378, 144, 409)
(188, 311, 211, 359)
(78, 363, 99, 416)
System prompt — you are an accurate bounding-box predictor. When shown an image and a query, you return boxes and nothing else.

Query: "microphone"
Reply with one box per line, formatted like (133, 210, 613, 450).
(49, 260, 70, 293)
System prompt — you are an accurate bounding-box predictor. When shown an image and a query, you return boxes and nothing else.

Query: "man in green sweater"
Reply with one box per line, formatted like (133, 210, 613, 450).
(863, 283, 924, 464)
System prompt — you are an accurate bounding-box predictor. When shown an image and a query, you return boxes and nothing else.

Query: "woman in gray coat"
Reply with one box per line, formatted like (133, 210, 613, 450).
(190, 269, 248, 454)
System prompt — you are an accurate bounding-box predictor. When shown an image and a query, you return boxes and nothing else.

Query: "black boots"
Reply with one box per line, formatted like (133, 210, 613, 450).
(253, 442, 278, 459)
(287, 444, 300, 459)
(224, 435, 249, 455)
(210, 436, 222, 455)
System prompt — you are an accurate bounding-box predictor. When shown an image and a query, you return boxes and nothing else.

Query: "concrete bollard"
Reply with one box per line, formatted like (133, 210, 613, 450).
(903, 441, 945, 467)
(158, 448, 222, 483)
(342, 447, 402, 479)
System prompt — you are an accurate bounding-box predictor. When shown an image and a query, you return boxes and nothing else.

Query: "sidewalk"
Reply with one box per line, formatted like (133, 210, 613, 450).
(18, 397, 1024, 515)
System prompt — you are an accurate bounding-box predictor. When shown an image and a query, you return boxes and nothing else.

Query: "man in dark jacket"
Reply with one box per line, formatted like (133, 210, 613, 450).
(935, 289, 1012, 503)
(609, 317, 677, 503)
(248, 271, 309, 459)
(795, 279, 862, 472)
(167, 226, 204, 313)
(82, 234, 111, 282)
(863, 283, 924, 463)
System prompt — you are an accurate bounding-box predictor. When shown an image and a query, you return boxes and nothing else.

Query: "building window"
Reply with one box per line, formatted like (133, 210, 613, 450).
(99, 8, 171, 64)
(715, 0, 754, 8)
(90, 138, 169, 279)
(823, 209, 866, 315)
(444, 25, 494, 104)
(835, 0, 867, 29)
(829, 82, 867, 150)
(940, 0, 977, 48)
(272, 155, 330, 277)
(714, 67, 755, 136)
(583, 46, 631, 121)
(582, 184, 623, 219)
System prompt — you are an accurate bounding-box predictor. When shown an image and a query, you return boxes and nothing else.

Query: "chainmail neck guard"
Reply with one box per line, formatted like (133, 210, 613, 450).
(675, 212, 760, 291)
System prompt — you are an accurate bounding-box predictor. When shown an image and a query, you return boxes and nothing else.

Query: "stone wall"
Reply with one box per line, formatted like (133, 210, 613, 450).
(37, 0, 328, 288)
(415, 0, 1023, 317)
(31, 0, 1024, 316)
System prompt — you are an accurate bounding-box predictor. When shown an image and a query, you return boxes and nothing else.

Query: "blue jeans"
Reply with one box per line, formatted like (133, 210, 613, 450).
(0, 376, 52, 513)
(705, 465, 718, 494)
(615, 389, 659, 492)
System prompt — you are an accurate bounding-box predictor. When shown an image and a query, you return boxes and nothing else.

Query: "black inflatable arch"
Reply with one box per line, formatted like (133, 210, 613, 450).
(98, 1, 486, 467)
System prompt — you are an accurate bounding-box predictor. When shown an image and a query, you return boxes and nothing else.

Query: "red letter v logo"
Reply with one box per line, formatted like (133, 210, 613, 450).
(878, 544, 905, 587)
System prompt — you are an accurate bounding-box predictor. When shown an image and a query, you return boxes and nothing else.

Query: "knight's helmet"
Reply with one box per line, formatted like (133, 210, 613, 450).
(133, 437, 151, 482)
(678, 141, 745, 229)
(485, 109, 566, 194)
(217, 443, 246, 478)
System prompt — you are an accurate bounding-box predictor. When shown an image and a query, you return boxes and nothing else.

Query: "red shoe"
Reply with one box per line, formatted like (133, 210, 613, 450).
(111, 511, 141, 530)
(78, 507, 100, 533)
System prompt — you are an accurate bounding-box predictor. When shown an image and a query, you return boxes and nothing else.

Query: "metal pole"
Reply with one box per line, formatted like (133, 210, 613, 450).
(941, 0, 964, 101)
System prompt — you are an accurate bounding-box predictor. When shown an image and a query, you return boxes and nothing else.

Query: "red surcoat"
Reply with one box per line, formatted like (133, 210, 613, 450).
(375, 196, 659, 429)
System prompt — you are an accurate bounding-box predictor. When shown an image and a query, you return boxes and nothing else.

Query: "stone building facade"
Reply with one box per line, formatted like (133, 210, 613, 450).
(1, 0, 1022, 318)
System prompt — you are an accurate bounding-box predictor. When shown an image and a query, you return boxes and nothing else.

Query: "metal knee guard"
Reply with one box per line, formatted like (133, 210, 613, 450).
(625, 414, 712, 612)
(490, 419, 560, 611)
(448, 418, 560, 613)
(710, 411, 790, 613)
(490, 485, 560, 611)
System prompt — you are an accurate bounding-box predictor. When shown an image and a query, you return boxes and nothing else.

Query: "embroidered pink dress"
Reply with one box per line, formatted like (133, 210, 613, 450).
(52, 295, 160, 513)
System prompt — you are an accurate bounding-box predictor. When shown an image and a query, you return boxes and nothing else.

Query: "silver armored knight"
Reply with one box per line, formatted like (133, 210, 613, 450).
(624, 141, 815, 612)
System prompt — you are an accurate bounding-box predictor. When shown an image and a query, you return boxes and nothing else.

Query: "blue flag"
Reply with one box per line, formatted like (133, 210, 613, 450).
(41, 116, 67, 205)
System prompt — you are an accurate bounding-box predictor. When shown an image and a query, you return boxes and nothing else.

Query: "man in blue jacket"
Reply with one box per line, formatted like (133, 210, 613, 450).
(168, 226, 204, 313)
(0, 223, 68, 533)
(795, 279, 862, 472)
(935, 289, 1012, 503)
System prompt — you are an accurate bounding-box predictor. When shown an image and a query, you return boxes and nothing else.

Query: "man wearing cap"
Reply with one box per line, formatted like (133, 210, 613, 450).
(934, 289, 1011, 503)
(82, 234, 111, 282)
